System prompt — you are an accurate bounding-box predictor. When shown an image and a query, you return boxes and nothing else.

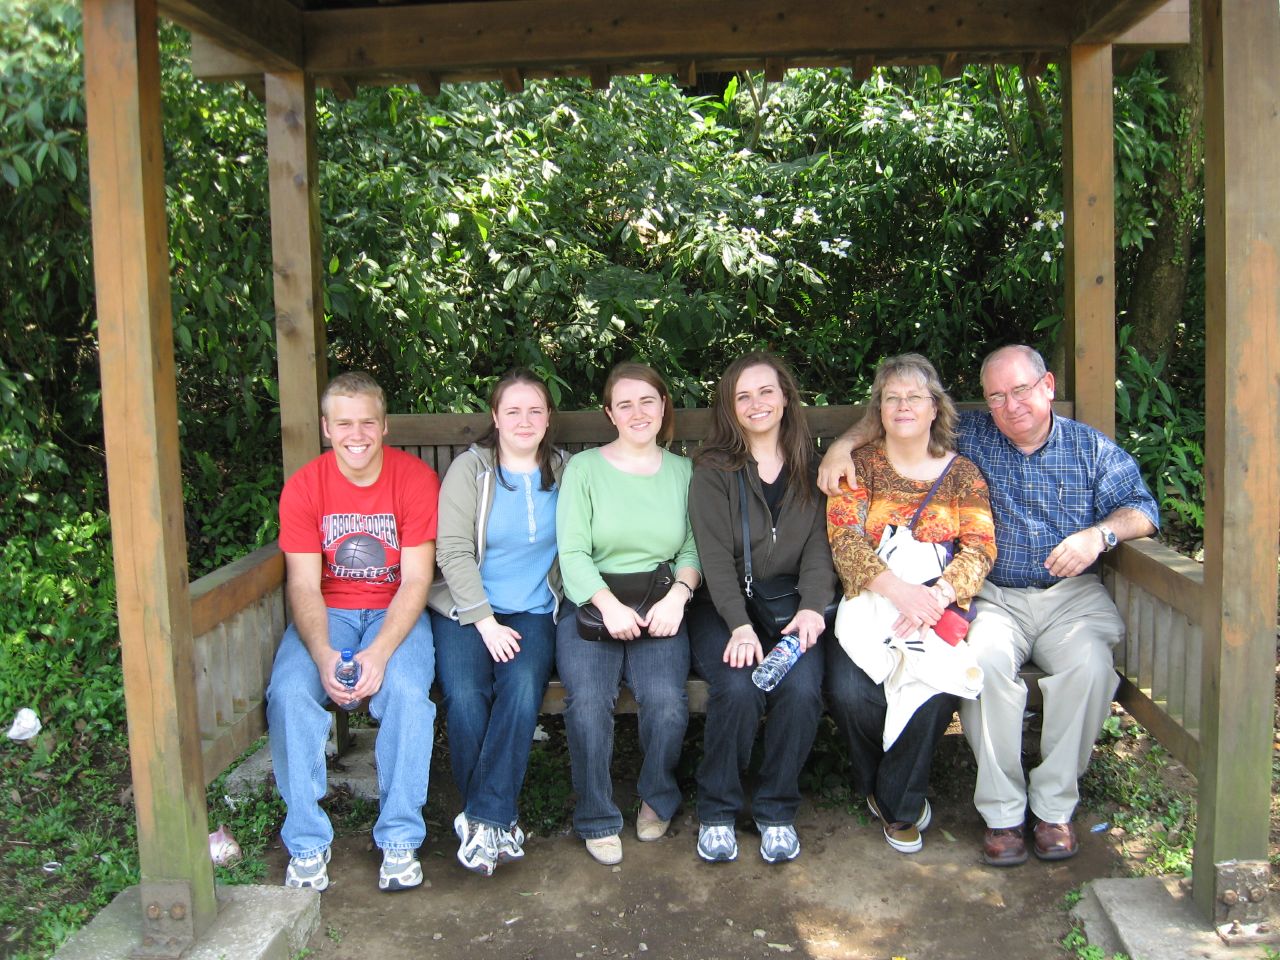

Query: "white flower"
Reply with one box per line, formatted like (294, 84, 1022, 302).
(1042, 251, 1053, 262)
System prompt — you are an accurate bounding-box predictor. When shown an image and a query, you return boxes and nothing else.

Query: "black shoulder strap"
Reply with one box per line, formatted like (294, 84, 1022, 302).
(907, 456, 959, 531)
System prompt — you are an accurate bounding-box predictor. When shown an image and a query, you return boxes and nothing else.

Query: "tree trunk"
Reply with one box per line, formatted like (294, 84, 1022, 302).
(1126, 0, 1204, 365)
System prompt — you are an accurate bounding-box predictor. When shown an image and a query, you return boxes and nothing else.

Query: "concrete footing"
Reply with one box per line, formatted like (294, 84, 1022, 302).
(226, 726, 380, 801)
(1073, 876, 1277, 960)
(53, 884, 319, 960)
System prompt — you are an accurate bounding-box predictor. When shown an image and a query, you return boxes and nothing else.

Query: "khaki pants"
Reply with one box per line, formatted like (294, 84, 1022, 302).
(959, 574, 1122, 827)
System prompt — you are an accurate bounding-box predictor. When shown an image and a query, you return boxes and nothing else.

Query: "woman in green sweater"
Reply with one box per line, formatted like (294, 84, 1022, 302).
(555, 362, 701, 865)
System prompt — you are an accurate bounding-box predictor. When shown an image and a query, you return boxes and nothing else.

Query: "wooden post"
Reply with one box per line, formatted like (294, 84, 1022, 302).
(266, 72, 327, 478)
(1061, 43, 1116, 435)
(82, 0, 216, 952)
(1192, 0, 1280, 924)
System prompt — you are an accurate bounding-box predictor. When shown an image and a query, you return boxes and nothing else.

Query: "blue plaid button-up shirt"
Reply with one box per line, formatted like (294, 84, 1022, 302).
(956, 411, 1159, 588)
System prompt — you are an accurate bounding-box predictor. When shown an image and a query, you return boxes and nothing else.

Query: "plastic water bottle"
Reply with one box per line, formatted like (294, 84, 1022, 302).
(752, 635, 802, 692)
(334, 648, 362, 711)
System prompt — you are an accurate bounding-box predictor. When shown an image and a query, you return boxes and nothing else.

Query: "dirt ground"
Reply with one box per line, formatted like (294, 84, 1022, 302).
(269, 733, 1126, 960)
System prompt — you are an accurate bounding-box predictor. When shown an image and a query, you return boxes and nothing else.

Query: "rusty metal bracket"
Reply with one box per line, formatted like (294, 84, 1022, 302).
(129, 881, 195, 959)
(1214, 859, 1277, 946)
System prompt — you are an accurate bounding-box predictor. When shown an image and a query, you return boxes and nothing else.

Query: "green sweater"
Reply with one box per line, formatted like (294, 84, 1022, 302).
(556, 447, 700, 605)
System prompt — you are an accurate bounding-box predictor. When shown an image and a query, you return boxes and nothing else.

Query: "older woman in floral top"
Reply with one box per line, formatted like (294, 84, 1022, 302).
(826, 353, 995, 854)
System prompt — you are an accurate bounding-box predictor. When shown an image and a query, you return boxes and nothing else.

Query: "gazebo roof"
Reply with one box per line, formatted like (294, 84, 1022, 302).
(167, 0, 1189, 91)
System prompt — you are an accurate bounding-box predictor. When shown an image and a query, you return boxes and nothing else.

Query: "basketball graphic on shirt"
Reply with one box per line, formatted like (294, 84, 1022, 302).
(334, 533, 386, 569)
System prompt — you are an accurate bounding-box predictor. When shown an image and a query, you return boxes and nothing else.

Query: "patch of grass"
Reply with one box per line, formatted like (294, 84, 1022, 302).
(1060, 925, 1131, 960)
(1081, 718, 1196, 877)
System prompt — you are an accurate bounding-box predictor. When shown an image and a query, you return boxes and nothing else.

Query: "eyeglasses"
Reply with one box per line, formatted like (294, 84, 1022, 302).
(985, 375, 1045, 409)
(881, 393, 932, 409)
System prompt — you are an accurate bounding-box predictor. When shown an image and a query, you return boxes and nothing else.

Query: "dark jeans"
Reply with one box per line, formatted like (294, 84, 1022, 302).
(432, 610, 555, 829)
(825, 641, 957, 824)
(688, 601, 825, 827)
(555, 604, 690, 839)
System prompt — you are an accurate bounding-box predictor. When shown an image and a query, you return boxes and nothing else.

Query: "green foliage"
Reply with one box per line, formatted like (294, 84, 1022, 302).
(1082, 719, 1196, 878)
(1115, 327, 1205, 539)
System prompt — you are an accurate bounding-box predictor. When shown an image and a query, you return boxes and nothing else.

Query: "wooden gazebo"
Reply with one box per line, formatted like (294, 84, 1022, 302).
(81, 0, 1277, 954)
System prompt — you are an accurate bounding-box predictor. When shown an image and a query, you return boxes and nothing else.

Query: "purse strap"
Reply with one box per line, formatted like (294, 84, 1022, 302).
(907, 456, 959, 531)
(736, 469, 757, 598)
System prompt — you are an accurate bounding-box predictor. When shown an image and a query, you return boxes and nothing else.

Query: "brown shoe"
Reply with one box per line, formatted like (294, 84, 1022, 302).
(1032, 820, 1079, 861)
(982, 825, 1028, 867)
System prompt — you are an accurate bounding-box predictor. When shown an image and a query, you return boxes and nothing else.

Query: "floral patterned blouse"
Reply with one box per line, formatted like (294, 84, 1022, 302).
(826, 444, 996, 605)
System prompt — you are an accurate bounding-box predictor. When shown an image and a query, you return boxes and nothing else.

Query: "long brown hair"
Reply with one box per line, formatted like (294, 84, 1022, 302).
(475, 368, 561, 491)
(695, 351, 815, 507)
(602, 361, 676, 445)
(858, 353, 958, 458)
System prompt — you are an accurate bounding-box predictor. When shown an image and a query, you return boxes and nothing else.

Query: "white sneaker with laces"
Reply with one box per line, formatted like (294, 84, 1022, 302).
(456, 815, 498, 877)
(696, 824, 738, 863)
(758, 824, 801, 863)
(495, 823, 526, 863)
(285, 847, 331, 891)
(378, 848, 422, 891)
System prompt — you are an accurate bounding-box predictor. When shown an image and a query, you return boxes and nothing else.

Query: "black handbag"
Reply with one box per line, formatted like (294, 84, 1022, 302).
(736, 471, 837, 642)
(574, 563, 675, 641)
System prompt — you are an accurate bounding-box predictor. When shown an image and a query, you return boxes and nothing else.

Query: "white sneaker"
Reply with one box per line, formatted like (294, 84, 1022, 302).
(378, 848, 422, 891)
(696, 824, 738, 863)
(495, 823, 526, 863)
(284, 847, 331, 891)
(758, 824, 800, 863)
(455, 812, 498, 876)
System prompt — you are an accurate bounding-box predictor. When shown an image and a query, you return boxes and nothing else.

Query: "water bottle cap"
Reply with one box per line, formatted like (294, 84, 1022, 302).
(340, 648, 354, 660)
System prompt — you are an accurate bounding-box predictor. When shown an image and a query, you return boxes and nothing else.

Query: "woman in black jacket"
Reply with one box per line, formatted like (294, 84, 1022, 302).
(687, 352, 838, 864)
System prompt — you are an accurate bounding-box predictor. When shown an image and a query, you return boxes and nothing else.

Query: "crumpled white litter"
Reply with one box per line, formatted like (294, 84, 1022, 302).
(208, 824, 242, 866)
(531, 723, 550, 742)
(6, 707, 41, 741)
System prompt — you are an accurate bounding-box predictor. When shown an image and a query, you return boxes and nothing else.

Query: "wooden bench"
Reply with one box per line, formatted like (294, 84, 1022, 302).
(325, 402, 1061, 750)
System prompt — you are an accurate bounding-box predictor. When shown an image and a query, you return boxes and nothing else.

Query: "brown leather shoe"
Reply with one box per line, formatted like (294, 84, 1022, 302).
(1032, 820, 1079, 861)
(982, 825, 1028, 867)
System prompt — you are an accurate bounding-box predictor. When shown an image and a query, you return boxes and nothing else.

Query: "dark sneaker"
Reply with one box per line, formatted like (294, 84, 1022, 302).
(696, 824, 738, 863)
(284, 847, 331, 891)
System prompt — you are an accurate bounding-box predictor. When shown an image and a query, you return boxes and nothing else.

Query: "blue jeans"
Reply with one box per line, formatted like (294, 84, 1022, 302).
(432, 610, 555, 829)
(555, 604, 690, 839)
(266, 608, 435, 858)
(688, 601, 825, 827)
(824, 640, 957, 824)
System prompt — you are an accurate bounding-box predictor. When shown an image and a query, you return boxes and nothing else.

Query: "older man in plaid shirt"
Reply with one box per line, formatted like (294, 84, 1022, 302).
(820, 345, 1158, 867)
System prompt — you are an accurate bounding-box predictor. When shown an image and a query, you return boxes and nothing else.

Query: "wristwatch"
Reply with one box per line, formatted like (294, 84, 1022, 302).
(1096, 524, 1118, 553)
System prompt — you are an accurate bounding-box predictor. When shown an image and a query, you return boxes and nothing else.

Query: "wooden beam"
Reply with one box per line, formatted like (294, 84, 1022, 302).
(304, 0, 1077, 77)
(1075, 0, 1172, 43)
(940, 52, 963, 78)
(266, 72, 327, 481)
(588, 64, 611, 90)
(500, 68, 525, 93)
(413, 72, 442, 97)
(82, 0, 216, 948)
(1115, 0, 1190, 46)
(159, 0, 302, 72)
(1021, 52, 1049, 76)
(1061, 43, 1116, 436)
(1192, 0, 1280, 923)
(329, 75, 357, 101)
(764, 57, 785, 82)
(850, 54, 876, 82)
(677, 60, 697, 87)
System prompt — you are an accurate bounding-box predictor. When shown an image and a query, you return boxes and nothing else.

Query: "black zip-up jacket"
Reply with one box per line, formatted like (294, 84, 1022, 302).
(688, 456, 838, 633)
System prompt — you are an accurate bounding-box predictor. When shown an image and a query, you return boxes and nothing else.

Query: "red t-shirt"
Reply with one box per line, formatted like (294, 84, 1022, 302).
(278, 447, 440, 609)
